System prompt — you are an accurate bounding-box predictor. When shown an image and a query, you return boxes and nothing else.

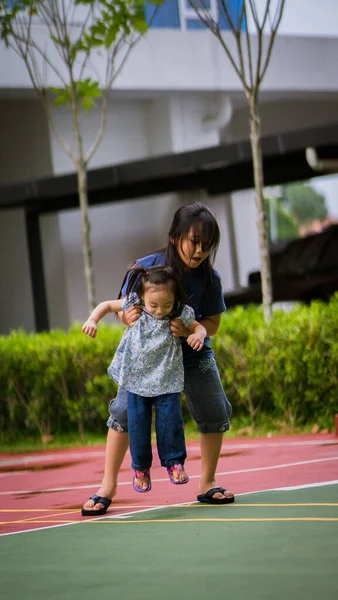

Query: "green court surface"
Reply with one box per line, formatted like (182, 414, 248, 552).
(1, 484, 338, 600)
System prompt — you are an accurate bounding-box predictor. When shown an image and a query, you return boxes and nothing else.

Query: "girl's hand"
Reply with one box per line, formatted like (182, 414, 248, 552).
(123, 304, 142, 327)
(170, 318, 190, 338)
(187, 332, 206, 351)
(82, 318, 97, 339)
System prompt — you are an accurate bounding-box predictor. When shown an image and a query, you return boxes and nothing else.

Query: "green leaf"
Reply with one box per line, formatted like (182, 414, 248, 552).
(81, 97, 94, 112)
(104, 28, 117, 48)
(49, 85, 71, 107)
(130, 15, 148, 34)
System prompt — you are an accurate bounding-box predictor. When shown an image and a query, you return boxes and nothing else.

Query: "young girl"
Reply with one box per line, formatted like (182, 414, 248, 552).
(82, 265, 206, 502)
(82, 202, 234, 517)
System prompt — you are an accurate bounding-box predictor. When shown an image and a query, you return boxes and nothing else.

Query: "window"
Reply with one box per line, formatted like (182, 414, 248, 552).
(146, 0, 245, 31)
(178, 0, 218, 30)
(145, 0, 180, 28)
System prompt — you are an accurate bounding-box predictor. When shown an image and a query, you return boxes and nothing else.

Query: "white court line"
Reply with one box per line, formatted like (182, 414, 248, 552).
(1, 438, 336, 467)
(1, 479, 337, 538)
(1, 455, 338, 496)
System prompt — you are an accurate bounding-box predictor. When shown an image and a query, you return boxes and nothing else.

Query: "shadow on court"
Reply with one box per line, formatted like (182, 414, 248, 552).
(1, 483, 337, 600)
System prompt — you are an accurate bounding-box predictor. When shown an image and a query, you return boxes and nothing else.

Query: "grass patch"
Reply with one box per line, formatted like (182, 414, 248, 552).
(0, 432, 107, 454)
(0, 417, 333, 454)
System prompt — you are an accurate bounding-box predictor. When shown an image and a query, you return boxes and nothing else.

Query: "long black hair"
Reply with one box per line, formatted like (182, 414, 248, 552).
(119, 202, 221, 299)
(164, 202, 220, 291)
(125, 265, 186, 319)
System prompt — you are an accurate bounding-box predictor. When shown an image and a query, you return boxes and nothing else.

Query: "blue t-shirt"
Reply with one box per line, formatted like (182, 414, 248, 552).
(121, 252, 226, 361)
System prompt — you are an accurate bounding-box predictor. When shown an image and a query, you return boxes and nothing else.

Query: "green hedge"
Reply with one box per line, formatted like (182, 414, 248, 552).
(214, 295, 338, 428)
(1, 295, 338, 441)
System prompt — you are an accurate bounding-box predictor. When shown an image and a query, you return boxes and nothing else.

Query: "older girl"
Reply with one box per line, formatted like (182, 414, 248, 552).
(82, 202, 234, 516)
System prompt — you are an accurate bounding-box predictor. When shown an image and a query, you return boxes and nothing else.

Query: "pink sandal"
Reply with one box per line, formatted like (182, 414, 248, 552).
(167, 464, 189, 485)
(132, 469, 151, 493)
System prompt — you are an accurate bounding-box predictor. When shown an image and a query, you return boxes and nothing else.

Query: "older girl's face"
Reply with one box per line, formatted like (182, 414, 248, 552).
(175, 227, 211, 269)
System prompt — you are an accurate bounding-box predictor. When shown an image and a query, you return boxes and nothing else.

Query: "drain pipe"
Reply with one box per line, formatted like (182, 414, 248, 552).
(306, 147, 338, 174)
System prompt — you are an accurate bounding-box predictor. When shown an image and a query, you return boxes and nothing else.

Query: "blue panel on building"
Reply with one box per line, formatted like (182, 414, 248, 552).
(186, 19, 207, 30)
(145, 0, 180, 28)
(219, 0, 246, 31)
(145, 0, 245, 31)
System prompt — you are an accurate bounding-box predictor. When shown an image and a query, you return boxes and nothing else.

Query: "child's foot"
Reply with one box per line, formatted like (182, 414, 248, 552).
(167, 464, 189, 485)
(133, 469, 151, 493)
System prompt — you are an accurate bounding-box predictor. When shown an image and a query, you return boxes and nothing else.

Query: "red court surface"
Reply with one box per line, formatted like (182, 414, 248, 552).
(1, 433, 338, 535)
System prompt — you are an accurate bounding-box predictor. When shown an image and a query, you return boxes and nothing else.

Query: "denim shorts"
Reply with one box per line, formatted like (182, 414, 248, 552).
(107, 353, 232, 434)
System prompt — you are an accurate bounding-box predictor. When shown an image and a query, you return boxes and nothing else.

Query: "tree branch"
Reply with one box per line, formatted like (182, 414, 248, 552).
(85, 30, 141, 164)
(189, 0, 249, 90)
(42, 93, 75, 162)
(242, 1, 254, 90)
(258, 0, 286, 84)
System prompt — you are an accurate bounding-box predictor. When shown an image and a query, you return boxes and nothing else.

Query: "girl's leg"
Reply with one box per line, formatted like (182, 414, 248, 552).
(155, 393, 188, 483)
(82, 429, 129, 512)
(128, 393, 153, 491)
(82, 387, 129, 513)
(184, 356, 234, 501)
(199, 432, 231, 498)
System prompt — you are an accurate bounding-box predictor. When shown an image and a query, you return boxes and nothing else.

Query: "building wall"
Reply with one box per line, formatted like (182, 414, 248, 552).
(246, 0, 338, 38)
(0, 100, 53, 333)
(0, 210, 35, 333)
(0, 99, 53, 184)
(1, 29, 338, 94)
(222, 98, 338, 142)
(46, 96, 233, 326)
(49, 99, 150, 175)
(1, 0, 338, 333)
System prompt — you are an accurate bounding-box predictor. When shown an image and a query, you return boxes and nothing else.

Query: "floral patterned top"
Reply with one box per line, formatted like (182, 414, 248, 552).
(107, 294, 195, 397)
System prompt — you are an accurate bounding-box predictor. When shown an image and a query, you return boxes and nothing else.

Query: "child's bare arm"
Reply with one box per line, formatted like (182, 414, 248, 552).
(82, 299, 124, 339)
(186, 320, 207, 351)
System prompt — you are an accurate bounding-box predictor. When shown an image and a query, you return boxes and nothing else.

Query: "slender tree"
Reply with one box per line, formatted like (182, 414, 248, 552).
(189, 0, 286, 321)
(0, 0, 162, 312)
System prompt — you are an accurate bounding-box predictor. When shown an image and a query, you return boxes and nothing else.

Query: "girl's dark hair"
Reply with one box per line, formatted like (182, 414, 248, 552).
(119, 203, 220, 301)
(164, 202, 220, 291)
(125, 265, 186, 318)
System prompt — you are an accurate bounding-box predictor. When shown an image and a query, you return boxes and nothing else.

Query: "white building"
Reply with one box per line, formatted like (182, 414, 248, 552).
(1, 0, 338, 334)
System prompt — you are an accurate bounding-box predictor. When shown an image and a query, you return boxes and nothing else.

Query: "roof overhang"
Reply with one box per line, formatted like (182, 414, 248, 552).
(1, 122, 338, 214)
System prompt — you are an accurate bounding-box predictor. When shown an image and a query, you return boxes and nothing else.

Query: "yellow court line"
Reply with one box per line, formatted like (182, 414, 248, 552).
(0, 509, 80, 525)
(0, 506, 158, 513)
(0, 520, 80, 525)
(2, 517, 338, 526)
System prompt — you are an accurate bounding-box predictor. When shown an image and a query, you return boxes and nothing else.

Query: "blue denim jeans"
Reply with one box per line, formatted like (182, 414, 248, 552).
(128, 392, 187, 471)
(108, 353, 232, 434)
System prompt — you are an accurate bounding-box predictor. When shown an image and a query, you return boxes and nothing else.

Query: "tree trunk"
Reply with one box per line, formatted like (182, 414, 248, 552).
(248, 96, 273, 321)
(71, 90, 96, 312)
(77, 160, 96, 312)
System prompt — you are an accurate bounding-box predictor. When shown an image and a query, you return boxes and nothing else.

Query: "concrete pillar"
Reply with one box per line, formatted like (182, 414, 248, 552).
(0, 99, 53, 334)
(0, 210, 35, 334)
(231, 188, 260, 287)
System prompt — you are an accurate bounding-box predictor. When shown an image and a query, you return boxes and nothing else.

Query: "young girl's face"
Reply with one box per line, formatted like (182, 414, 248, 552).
(176, 226, 212, 269)
(142, 284, 175, 319)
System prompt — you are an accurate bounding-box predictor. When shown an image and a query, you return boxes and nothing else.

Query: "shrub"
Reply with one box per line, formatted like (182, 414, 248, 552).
(1, 296, 338, 440)
(213, 295, 338, 429)
(0, 324, 122, 441)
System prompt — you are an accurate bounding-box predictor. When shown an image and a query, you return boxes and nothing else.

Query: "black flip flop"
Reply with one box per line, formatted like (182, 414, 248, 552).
(197, 487, 235, 505)
(81, 495, 112, 516)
